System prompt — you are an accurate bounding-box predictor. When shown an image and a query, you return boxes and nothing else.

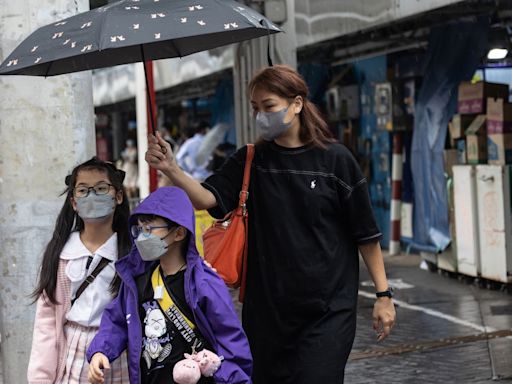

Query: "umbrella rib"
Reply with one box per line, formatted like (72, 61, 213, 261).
(169, 39, 182, 58)
(44, 61, 53, 78)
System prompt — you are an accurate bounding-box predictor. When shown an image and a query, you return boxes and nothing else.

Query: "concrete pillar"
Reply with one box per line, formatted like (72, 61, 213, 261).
(0, 0, 94, 382)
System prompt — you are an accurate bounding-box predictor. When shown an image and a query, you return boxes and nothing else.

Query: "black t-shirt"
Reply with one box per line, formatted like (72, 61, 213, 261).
(203, 141, 381, 342)
(136, 266, 213, 384)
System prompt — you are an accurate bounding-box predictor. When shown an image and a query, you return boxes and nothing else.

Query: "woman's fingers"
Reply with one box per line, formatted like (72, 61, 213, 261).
(373, 299, 396, 342)
(146, 133, 174, 170)
(156, 131, 173, 158)
(377, 320, 393, 341)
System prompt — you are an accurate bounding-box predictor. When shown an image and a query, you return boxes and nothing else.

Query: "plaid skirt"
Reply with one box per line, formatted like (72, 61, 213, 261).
(59, 321, 130, 384)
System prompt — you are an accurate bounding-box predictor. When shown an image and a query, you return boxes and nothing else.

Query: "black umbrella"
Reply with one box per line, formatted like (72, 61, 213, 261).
(0, 0, 281, 130)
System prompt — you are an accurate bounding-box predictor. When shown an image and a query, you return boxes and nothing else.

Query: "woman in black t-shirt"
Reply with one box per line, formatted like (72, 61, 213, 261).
(145, 65, 396, 384)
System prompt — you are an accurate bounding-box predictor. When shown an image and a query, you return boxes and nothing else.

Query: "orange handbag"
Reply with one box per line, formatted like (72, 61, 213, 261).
(203, 144, 254, 302)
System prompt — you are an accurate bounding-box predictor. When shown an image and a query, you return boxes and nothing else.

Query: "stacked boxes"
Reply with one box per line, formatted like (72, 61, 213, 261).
(487, 97, 512, 165)
(446, 81, 511, 166)
(457, 81, 508, 114)
(465, 115, 487, 164)
(449, 114, 474, 163)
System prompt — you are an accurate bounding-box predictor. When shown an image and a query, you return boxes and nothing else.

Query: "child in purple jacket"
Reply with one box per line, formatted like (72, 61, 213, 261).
(87, 186, 252, 384)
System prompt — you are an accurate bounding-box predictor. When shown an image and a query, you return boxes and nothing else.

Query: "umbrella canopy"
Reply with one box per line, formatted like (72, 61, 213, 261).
(0, 0, 281, 76)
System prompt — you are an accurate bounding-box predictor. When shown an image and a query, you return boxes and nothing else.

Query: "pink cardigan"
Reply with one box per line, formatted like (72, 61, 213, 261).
(27, 259, 71, 384)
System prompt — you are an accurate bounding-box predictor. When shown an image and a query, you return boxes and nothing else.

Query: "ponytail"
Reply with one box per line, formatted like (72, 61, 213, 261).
(299, 99, 335, 148)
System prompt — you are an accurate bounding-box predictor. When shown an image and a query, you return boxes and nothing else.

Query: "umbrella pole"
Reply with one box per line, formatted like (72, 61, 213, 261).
(140, 45, 158, 192)
(141, 46, 156, 135)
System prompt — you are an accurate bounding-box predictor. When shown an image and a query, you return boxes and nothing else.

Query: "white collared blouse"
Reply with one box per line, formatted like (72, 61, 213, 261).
(61, 231, 118, 327)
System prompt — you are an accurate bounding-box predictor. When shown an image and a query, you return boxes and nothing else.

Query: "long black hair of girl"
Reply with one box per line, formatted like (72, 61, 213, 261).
(31, 157, 131, 304)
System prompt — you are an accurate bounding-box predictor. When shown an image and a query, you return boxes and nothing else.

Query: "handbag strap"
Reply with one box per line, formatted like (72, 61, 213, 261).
(238, 144, 255, 207)
(237, 144, 254, 302)
(71, 257, 110, 306)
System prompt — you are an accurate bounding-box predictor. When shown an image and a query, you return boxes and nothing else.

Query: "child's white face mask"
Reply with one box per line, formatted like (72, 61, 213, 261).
(135, 233, 169, 261)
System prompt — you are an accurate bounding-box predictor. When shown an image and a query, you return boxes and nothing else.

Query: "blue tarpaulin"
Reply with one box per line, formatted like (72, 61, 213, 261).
(353, 56, 391, 246)
(411, 19, 489, 253)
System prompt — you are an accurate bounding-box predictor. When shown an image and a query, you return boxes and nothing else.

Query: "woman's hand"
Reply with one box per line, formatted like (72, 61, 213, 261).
(88, 352, 110, 384)
(373, 297, 396, 342)
(145, 131, 176, 174)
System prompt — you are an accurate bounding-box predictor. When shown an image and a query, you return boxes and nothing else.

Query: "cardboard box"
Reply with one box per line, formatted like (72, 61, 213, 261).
(444, 149, 459, 177)
(465, 115, 487, 164)
(450, 114, 476, 141)
(488, 133, 512, 165)
(458, 81, 509, 114)
(455, 139, 466, 164)
(487, 97, 512, 134)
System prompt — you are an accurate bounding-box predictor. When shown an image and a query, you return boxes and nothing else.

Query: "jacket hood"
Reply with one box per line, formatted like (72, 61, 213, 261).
(119, 186, 201, 276)
(129, 186, 196, 235)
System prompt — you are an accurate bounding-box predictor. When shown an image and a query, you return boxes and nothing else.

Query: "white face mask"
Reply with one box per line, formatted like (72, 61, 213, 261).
(135, 233, 169, 261)
(75, 194, 116, 220)
(255, 105, 292, 141)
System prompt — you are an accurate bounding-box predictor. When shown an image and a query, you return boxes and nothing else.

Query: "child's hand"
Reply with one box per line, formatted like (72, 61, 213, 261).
(88, 352, 110, 384)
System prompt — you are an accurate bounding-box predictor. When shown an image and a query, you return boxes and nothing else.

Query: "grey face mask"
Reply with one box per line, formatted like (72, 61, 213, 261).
(135, 233, 169, 261)
(75, 194, 116, 220)
(255, 106, 292, 141)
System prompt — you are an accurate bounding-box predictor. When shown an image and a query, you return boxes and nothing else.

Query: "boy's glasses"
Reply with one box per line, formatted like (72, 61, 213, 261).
(131, 224, 170, 238)
(73, 182, 114, 198)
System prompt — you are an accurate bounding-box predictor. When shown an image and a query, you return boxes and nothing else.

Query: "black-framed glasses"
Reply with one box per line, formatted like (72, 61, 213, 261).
(73, 182, 114, 198)
(131, 224, 171, 238)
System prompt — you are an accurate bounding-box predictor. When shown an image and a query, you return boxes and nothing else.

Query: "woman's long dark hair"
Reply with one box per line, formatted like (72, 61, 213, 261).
(248, 64, 336, 148)
(31, 157, 131, 304)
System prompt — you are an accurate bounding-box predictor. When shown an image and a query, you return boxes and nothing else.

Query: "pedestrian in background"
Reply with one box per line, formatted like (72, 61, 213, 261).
(28, 157, 131, 384)
(87, 186, 252, 384)
(175, 121, 211, 181)
(145, 65, 396, 384)
(120, 139, 139, 199)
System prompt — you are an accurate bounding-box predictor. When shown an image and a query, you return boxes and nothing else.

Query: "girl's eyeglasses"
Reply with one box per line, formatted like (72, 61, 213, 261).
(131, 224, 171, 238)
(73, 182, 114, 198)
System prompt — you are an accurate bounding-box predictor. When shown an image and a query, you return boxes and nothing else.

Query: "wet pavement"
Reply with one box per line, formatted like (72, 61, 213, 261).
(346, 253, 512, 384)
(1, 253, 510, 383)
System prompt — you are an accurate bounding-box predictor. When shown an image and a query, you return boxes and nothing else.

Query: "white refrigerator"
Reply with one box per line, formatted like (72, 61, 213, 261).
(475, 165, 512, 283)
(453, 165, 481, 277)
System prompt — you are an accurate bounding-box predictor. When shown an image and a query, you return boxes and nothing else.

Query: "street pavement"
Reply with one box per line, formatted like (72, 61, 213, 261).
(1, 253, 510, 383)
(346, 253, 512, 384)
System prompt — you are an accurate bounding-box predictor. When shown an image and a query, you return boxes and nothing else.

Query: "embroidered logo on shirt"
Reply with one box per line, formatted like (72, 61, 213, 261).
(310, 180, 317, 189)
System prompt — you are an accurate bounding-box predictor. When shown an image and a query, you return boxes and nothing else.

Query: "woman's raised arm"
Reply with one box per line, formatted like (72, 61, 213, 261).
(145, 132, 217, 210)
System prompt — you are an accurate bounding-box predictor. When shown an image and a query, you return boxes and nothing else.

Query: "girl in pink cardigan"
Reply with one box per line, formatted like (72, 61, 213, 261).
(28, 158, 131, 384)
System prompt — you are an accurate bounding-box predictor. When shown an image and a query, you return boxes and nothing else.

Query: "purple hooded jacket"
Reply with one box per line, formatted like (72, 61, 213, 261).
(86, 187, 252, 383)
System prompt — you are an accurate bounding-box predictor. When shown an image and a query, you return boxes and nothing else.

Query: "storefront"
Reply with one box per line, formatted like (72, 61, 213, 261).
(293, 0, 512, 282)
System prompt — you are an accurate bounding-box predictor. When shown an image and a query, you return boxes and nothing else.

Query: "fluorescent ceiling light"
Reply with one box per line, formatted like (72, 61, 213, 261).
(487, 48, 509, 60)
(487, 26, 510, 61)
